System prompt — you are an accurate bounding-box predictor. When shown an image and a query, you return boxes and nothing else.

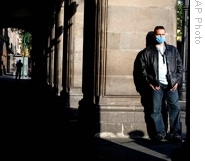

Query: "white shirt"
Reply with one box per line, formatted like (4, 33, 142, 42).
(157, 45, 168, 85)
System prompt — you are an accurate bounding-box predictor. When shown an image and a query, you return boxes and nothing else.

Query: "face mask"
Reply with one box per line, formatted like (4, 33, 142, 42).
(155, 36, 165, 44)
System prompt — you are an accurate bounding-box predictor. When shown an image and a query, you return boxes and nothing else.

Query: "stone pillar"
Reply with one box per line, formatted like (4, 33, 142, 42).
(62, 6, 68, 96)
(47, 24, 54, 87)
(68, 0, 84, 108)
(55, 2, 64, 96)
(49, 22, 55, 88)
(61, 0, 72, 107)
(78, 0, 98, 138)
(31, 32, 43, 83)
(47, 33, 50, 84)
(47, 13, 56, 89)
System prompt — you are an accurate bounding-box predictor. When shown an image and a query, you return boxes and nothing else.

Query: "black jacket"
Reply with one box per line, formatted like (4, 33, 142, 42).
(139, 42, 184, 88)
(133, 48, 148, 94)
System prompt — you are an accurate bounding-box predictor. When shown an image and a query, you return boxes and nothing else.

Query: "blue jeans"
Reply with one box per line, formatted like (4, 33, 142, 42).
(151, 85, 181, 137)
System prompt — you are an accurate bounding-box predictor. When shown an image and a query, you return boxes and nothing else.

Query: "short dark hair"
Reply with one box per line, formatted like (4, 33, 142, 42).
(154, 26, 166, 34)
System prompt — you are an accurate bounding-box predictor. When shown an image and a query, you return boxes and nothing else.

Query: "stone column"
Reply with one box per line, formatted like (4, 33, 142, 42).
(55, 2, 64, 96)
(68, 0, 84, 108)
(49, 22, 55, 88)
(47, 33, 50, 84)
(78, 0, 98, 138)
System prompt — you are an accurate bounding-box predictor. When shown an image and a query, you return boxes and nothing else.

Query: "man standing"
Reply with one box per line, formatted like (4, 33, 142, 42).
(16, 59, 23, 79)
(139, 26, 184, 143)
(133, 31, 169, 139)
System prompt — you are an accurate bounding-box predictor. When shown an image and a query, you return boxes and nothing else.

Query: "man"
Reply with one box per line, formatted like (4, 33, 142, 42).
(139, 26, 183, 143)
(16, 60, 23, 79)
(133, 32, 169, 139)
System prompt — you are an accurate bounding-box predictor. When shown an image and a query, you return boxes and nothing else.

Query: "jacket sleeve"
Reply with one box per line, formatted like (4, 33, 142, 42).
(133, 49, 151, 94)
(176, 48, 184, 85)
(139, 49, 151, 86)
(167, 46, 184, 87)
(133, 50, 146, 93)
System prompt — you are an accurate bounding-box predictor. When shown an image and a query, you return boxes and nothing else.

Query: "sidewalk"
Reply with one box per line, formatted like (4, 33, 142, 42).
(93, 137, 187, 161)
(0, 73, 31, 80)
(92, 110, 188, 161)
(0, 74, 189, 161)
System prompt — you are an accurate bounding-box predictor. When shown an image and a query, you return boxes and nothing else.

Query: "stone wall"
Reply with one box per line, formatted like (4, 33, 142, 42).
(70, 0, 178, 138)
(98, 0, 178, 138)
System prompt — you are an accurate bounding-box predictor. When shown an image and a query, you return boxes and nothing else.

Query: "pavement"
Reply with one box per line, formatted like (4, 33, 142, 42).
(0, 74, 189, 161)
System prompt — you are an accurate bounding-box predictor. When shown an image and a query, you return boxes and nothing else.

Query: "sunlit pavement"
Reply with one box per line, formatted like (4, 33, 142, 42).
(0, 74, 189, 161)
(0, 74, 31, 80)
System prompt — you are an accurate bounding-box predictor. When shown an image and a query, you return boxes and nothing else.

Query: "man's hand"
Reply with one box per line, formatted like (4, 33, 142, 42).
(149, 84, 160, 90)
(170, 83, 178, 91)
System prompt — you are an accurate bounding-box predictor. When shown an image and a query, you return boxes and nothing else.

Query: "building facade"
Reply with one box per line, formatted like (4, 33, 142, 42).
(0, 0, 182, 138)
(40, 0, 180, 138)
(0, 28, 22, 76)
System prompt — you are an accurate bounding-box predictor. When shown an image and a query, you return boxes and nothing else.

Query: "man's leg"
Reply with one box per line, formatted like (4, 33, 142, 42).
(161, 96, 169, 133)
(15, 71, 18, 79)
(19, 70, 21, 79)
(151, 88, 166, 138)
(166, 89, 182, 142)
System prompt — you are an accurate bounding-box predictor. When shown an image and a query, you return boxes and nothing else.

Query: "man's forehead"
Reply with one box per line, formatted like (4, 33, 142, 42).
(155, 29, 165, 32)
(155, 29, 166, 34)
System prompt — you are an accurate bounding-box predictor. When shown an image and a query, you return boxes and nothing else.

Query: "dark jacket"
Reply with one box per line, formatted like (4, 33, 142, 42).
(16, 61, 23, 71)
(139, 42, 184, 88)
(133, 48, 149, 94)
